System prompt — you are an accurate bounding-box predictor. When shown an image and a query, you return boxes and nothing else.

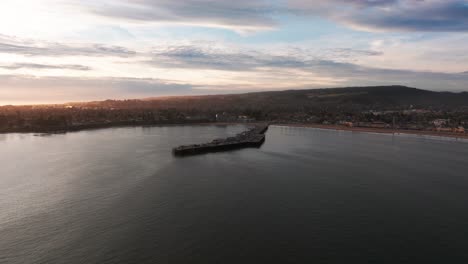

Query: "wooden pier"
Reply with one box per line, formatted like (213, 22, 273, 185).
(173, 124, 269, 156)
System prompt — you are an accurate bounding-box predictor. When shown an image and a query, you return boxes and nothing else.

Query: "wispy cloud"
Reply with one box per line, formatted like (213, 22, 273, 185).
(68, 0, 278, 33)
(0, 63, 91, 71)
(146, 45, 383, 71)
(148, 45, 301, 71)
(0, 34, 136, 57)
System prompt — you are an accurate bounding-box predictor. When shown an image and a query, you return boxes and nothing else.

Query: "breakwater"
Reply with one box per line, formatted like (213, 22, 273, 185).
(173, 124, 269, 156)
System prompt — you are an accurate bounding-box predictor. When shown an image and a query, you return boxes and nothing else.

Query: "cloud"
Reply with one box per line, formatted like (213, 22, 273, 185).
(142, 43, 468, 91)
(0, 34, 136, 57)
(147, 45, 383, 71)
(288, 0, 468, 32)
(328, 48, 383, 59)
(63, 0, 468, 33)
(148, 45, 301, 71)
(142, 44, 468, 92)
(70, 0, 278, 33)
(0, 63, 91, 71)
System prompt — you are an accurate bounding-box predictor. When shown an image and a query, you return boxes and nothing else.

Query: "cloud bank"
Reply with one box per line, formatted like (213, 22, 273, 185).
(62, 0, 468, 33)
(0, 75, 194, 105)
(289, 0, 468, 32)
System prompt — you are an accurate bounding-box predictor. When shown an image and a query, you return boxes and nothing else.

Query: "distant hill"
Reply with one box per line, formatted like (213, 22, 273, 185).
(68, 85, 468, 112)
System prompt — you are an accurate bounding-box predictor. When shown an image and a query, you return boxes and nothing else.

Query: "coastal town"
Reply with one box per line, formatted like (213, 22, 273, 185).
(0, 103, 466, 136)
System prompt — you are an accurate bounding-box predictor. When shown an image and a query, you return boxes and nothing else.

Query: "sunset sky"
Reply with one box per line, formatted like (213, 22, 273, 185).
(1, 0, 468, 105)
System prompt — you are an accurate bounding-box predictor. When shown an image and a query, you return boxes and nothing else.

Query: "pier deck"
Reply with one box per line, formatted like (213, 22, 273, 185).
(173, 124, 269, 156)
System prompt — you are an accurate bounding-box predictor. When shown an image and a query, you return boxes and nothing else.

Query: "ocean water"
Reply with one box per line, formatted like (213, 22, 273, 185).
(1, 125, 468, 263)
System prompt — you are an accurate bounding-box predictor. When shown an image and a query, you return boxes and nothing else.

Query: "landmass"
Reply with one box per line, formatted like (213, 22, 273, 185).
(1, 86, 467, 139)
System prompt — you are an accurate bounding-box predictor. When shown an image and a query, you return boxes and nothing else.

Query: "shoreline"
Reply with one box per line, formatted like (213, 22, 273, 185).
(0, 122, 257, 135)
(274, 123, 468, 140)
(2, 122, 467, 140)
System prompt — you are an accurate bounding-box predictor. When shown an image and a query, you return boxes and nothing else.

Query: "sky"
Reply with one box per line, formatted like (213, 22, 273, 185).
(0, 0, 468, 105)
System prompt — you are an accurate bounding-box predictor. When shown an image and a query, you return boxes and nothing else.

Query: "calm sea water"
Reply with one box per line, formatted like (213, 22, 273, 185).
(1, 125, 468, 264)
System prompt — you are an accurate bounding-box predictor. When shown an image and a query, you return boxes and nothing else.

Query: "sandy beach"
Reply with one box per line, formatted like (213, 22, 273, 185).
(274, 123, 468, 140)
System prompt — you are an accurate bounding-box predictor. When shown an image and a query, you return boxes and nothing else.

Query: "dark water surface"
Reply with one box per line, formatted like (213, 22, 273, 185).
(1, 125, 468, 263)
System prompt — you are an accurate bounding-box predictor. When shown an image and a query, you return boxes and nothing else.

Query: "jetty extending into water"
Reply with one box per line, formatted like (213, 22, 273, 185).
(173, 124, 269, 156)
